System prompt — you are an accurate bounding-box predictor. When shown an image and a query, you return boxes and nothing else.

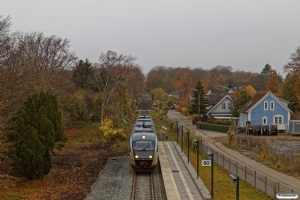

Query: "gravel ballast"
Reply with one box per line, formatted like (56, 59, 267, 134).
(86, 156, 166, 200)
(86, 156, 134, 200)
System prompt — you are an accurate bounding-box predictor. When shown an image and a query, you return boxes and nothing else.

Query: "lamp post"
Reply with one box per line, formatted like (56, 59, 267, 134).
(194, 140, 199, 178)
(181, 125, 183, 153)
(186, 132, 190, 163)
(176, 121, 179, 145)
(207, 151, 214, 200)
(229, 174, 239, 200)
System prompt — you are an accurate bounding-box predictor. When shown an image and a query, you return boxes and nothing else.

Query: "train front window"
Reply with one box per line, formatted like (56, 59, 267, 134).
(133, 141, 155, 151)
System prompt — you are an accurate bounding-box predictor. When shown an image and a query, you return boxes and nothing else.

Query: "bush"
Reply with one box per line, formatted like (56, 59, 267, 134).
(181, 108, 188, 116)
(6, 91, 66, 180)
(214, 120, 231, 126)
(99, 118, 126, 141)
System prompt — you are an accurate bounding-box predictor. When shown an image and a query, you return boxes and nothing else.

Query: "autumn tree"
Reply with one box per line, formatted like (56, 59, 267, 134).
(150, 87, 166, 102)
(267, 70, 280, 93)
(64, 90, 88, 126)
(280, 74, 299, 112)
(6, 91, 66, 180)
(244, 85, 256, 96)
(189, 81, 208, 120)
(232, 90, 251, 117)
(126, 66, 145, 101)
(93, 51, 139, 123)
(209, 65, 233, 91)
(213, 76, 228, 92)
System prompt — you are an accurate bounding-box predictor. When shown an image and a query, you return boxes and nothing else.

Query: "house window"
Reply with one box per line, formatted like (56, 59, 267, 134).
(264, 101, 268, 110)
(262, 117, 267, 125)
(222, 103, 226, 109)
(228, 103, 232, 110)
(274, 115, 283, 124)
(270, 101, 274, 110)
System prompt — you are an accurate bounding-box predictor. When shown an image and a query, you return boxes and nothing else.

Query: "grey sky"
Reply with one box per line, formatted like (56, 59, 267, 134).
(1, 1, 300, 76)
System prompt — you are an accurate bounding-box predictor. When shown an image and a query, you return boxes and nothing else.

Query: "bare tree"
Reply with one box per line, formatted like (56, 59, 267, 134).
(93, 51, 140, 122)
(284, 46, 300, 72)
(0, 31, 77, 119)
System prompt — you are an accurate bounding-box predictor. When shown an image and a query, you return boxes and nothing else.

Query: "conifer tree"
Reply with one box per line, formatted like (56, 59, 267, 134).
(6, 91, 66, 180)
(189, 81, 207, 120)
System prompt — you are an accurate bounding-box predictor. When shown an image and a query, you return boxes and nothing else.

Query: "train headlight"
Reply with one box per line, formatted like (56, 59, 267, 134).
(135, 155, 139, 159)
(149, 155, 153, 159)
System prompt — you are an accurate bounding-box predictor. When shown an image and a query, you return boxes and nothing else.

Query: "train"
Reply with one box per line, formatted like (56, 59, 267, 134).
(129, 115, 159, 172)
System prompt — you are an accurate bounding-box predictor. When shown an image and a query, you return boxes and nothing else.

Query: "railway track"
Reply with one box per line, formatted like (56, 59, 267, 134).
(131, 172, 154, 200)
(136, 100, 151, 115)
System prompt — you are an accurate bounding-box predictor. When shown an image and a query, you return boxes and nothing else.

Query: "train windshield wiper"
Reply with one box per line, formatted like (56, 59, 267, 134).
(142, 145, 150, 150)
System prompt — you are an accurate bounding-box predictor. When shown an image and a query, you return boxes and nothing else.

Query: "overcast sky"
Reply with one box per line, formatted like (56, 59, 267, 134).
(1, 1, 300, 76)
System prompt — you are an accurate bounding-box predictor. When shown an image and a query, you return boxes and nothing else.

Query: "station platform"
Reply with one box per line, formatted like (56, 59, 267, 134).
(158, 141, 211, 200)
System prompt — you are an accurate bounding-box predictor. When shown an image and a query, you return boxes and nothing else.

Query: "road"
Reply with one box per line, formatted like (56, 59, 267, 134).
(167, 110, 300, 197)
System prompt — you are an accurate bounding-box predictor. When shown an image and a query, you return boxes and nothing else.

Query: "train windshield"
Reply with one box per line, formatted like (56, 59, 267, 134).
(133, 141, 155, 151)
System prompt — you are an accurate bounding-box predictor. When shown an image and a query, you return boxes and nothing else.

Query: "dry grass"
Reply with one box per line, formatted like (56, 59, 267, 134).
(183, 144, 273, 200)
(0, 122, 125, 200)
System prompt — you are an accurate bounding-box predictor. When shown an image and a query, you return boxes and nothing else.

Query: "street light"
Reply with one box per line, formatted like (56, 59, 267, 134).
(207, 152, 214, 200)
(194, 140, 199, 179)
(229, 174, 239, 200)
(186, 132, 190, 163)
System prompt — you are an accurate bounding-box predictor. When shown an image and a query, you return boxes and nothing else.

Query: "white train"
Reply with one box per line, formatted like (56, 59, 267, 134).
(129, 116, 158, 172)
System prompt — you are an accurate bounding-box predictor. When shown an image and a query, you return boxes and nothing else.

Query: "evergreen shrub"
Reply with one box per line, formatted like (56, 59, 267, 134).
(6, 91, 66, 180)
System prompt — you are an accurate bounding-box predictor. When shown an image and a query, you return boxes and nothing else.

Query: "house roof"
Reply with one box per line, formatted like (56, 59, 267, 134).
(239, 91, 292, 113)
(239, 91, 268, 112)
(168, 90, 180, 95)
(206, 93, 228, 105)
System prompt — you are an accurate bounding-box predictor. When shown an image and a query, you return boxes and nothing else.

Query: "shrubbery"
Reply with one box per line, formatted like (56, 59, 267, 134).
(99, 118, 126, 140)
(181, 108, 188, 116)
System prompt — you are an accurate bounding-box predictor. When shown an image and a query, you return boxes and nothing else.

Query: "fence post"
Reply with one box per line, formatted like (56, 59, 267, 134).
(236, 162, 238, 176)
(265, 176, 267, 193)
(255, 171, 256, 188)
(217, 151, 218, 165)
(278, 182, 280, 193)
(223, 154, 224, 168)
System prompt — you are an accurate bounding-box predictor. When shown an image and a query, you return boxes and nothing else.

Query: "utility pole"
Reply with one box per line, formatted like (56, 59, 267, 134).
(192, 88, 201, 122)
(198, 93, 200, 122)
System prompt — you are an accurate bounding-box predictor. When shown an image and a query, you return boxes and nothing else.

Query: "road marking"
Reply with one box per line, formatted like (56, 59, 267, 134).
(167, 142, 194, 200)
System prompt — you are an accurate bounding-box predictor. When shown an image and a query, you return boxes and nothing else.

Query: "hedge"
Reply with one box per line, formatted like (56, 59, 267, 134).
(197, 122, 246, 134)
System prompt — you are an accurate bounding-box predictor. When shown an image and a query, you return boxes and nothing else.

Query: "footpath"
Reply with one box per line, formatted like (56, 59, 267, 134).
(168, 110, 300, 198)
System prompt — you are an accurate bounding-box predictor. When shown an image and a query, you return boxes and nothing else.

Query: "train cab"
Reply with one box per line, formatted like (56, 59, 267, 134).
(129, 132, 158, 172)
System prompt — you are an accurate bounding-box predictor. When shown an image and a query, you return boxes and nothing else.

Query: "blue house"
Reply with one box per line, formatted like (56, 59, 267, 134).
(238, 91, 292, 130)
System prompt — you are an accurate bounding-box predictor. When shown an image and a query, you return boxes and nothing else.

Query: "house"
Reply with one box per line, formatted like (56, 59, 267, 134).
(206, 94, 239, 123)
(238, 91, 292, 130)
(206, 92, 228, 111)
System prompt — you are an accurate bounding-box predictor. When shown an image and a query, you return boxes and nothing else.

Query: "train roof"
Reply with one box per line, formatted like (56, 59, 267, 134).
(132, 127, 156, 134)
(137, 115, 152, 119)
